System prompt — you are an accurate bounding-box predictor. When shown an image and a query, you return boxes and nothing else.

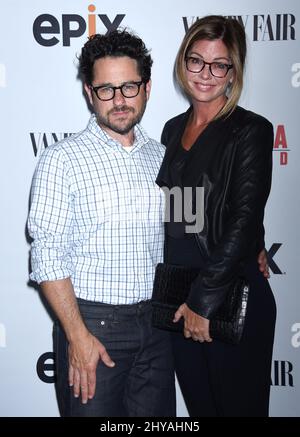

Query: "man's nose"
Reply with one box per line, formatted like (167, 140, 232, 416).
(113, 88, 126, 104)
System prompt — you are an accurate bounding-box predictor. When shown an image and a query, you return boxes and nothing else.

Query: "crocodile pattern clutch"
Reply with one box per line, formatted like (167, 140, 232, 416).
(152, 263, 249, 345)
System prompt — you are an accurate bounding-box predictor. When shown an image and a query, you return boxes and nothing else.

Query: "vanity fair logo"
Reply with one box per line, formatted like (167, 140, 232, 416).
(183, 14, 296, 41)
(271, 360, 294, 387)
(30, 132, 74, 157)
(0, 323, 6, 348)
(33, 4, 125, 46)
(273, 125, 290, 166)
(291, 62, 300, 87)
(291, 323, 300, 348)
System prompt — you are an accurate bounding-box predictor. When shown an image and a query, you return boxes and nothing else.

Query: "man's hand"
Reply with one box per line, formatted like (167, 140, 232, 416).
(68, 331, 115, 404)
(258, 249, 270, 278)
(173, 303, 212, 343)
(40, 279, 115, 405)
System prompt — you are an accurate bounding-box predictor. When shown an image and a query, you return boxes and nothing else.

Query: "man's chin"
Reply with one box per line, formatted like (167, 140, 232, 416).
(96, 110, 144, 136)
(109, 121, 135, 135)
(107, 115, 141, 135)
(113, 126, 133, 135)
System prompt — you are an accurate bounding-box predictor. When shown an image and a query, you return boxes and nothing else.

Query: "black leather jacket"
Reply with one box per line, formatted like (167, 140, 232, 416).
(156, 106, 273, 319)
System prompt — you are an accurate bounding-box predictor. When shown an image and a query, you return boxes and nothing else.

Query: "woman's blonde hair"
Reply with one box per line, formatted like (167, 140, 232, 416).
(175, 15, 247, 119)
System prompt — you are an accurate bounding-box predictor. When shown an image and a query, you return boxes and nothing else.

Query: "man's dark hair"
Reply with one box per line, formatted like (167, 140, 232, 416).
(79, 29, 153, 85)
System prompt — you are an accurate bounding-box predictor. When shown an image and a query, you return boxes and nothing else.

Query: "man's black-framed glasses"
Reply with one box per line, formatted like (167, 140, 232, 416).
(90, 80, 145, 101)
(185, 56, 233, 78)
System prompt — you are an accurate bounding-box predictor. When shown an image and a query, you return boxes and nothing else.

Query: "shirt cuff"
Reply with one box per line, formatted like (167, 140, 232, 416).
(29, 265, 72, 284)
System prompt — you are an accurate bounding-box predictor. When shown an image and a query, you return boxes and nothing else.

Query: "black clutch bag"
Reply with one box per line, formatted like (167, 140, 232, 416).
(152, 263, 249, 345)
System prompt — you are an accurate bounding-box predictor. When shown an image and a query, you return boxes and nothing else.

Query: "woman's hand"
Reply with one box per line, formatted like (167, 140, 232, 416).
(258, 249, 270, 278)
(173, 303, 212, 343)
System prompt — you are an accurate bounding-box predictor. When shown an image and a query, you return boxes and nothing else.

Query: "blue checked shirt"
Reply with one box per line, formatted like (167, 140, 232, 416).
(28, 115, 165, 304)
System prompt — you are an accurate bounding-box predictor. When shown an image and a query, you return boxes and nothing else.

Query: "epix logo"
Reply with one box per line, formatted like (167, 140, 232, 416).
(36, 352, 56, 383)
(33, 4, 125, 46)
(266, 243, 283, 275)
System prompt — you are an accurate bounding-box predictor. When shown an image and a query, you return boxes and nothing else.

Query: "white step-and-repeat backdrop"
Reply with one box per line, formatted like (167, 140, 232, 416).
(0, 0, 299, 417)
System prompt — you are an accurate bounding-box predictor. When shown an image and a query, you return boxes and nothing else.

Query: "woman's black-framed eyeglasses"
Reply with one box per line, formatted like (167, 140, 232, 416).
(185, 57, 233, 78)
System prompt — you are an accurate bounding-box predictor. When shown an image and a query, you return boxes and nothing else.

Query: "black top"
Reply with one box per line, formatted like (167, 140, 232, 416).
(165, 145, 205, 268)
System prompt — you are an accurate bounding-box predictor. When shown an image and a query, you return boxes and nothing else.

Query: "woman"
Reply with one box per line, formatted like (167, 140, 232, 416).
(156, 15, 276, 417)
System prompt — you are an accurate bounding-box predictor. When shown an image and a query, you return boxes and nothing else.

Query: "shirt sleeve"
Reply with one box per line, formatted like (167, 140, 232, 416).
(27, 146, 74, 283)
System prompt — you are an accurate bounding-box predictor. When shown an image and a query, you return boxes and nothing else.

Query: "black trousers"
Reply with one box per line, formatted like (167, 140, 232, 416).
(172, 262, 276, 417)
(54, 299, 176, 417)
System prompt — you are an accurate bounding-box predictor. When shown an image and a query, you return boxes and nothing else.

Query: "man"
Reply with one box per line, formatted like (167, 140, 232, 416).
(28, 30, 175, 417)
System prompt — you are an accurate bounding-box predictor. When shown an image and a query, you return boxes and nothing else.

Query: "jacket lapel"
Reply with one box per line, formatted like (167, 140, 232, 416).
(156, 109, 190, 188)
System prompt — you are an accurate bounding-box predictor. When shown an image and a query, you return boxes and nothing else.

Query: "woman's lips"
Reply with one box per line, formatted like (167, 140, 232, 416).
(194, 82, 215, 91)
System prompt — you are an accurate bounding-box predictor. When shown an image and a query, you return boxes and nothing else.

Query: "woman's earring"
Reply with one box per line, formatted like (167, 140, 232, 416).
(226, 81, 233, 94)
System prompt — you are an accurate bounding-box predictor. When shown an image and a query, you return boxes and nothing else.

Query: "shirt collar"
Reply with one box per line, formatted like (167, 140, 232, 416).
(87, 114, 149, 152)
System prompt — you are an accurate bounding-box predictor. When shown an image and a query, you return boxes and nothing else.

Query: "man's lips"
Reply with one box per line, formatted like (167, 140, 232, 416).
(109, 106, 134, 117)
(111, 111, 128, 116)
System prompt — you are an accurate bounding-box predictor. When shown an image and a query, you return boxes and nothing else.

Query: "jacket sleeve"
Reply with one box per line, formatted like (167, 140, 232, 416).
(186, 117, 273, 318)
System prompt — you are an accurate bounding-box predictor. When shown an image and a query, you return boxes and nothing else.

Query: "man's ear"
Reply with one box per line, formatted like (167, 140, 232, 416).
(84, 83, 94, 106)
(145, 79, 152, 101)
